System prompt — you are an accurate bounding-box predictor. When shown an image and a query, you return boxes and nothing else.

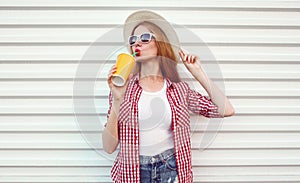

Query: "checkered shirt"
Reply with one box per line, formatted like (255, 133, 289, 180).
(106, 74, 221, 183)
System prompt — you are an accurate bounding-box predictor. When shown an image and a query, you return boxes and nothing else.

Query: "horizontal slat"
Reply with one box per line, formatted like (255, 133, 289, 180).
(0, 132, 300, 149)
(192, 132, 300, 149)
(0, 149, 299, 166)
(194, 175, 300, 182)
(1, 46, 300, 62)
(223, 81, 300, 97)
(0, 81, 299, 97)
(3, 176, 299, 183)
(1, 174, 300, 182)
(0, 176, 111, 183)
(0, 28, 113, 43)
(0, 98, 299, 114)
(0, 45, 121, 61)
(189, 115, 300, 132)
(0, 63, 299, 79)
(1, 0, 300, 9)
(0, 116, 300, 132)
(0, 116, 89, 131)
(1, 28, 300, 44)
(0, 115, 297, 125)
(1, 175, 300, 183)
(192, 149, 300, 165)
(0, 10, 300, 26)
(2, 0, 300, 9)
(0, 166, 299, 176)
(0, 167, 109, 176)
(194, 166, 300, 177)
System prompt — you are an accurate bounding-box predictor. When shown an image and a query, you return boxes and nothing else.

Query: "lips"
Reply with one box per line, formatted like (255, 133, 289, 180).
(134, 48, 141, 56)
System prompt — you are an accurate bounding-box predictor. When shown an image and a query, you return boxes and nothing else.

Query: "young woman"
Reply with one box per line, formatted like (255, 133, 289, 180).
(102, 10, 235, 183)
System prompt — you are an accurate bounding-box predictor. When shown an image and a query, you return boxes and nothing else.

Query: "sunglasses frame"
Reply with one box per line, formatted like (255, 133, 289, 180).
(128, 32, 156, 46)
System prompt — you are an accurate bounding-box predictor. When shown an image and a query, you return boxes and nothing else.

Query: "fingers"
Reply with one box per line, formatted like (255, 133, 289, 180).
(179, 49, 185, 61)
(107, 65, 117, 86)
(108, 65, 117, 78)
(188, 54, 198, 63)
(179, 48, 198, 64)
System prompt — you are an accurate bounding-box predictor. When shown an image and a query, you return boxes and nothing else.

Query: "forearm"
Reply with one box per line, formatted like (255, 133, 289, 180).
(102, 100, 121, 154)
(192, 68, 235, 117)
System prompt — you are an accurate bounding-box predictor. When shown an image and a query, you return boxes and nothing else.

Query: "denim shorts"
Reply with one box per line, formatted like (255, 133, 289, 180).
(139, 148, 178, 183)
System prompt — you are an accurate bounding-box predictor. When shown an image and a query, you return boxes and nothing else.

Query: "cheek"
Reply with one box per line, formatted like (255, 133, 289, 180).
(149, 43, 158, 54)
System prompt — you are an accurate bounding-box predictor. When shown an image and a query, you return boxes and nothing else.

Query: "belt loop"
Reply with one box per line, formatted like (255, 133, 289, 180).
(159, 153, 166, 163)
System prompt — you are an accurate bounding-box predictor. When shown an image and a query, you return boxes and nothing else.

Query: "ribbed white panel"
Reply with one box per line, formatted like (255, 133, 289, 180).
(1, 63, 299, 79)
(1, 0, 299, 8)
(1, 29, 300, 45)
(1, 0, 300, 182)
(1, 10, 300, 26)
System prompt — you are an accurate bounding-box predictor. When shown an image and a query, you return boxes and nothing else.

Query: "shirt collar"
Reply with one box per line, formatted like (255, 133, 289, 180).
(133, 73, 174, 88)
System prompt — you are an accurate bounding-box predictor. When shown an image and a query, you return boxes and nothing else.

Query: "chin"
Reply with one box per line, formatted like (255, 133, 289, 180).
(136, 55, 158, 62)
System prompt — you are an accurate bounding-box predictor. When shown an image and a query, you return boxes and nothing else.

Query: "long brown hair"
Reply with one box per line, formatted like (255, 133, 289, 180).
(130, 21, 181, 83)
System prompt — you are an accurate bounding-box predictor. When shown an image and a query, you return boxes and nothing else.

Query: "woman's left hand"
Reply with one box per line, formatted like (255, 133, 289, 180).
(179, 49, 202, 73)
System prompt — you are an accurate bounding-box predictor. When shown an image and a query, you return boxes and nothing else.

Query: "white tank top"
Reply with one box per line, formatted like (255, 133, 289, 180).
(138, 79, 174, 156)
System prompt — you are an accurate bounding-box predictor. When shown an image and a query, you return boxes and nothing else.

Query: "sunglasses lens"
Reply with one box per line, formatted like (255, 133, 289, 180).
(140, 33, 151, 43)
(128, 33, 154, 45)
(129, 36, 137, 45)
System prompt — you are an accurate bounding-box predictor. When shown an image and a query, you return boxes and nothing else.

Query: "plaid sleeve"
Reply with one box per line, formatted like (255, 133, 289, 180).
(187, 87, 222, 118)
(104, 91, 113, 127)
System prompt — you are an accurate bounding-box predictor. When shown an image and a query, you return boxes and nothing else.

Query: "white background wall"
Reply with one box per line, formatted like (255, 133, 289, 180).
(0, 0, 300, 182)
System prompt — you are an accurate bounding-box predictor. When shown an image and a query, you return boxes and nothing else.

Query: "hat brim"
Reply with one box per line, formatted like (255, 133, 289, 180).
(123, 10, 180, 61)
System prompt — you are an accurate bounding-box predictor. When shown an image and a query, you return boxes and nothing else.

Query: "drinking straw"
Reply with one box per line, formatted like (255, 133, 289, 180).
(132, 52, 138, 57)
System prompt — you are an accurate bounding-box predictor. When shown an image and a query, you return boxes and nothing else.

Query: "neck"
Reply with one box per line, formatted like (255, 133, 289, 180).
(140, 59, 163, 79)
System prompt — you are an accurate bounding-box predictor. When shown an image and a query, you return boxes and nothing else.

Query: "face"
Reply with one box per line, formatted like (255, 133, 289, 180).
(130, 25, 158, 60)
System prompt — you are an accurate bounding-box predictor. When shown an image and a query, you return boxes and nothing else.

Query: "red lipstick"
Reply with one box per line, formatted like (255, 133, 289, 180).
(134, 48, 141, 56)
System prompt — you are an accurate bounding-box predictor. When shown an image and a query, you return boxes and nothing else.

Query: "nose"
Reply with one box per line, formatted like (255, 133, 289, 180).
(135, 40, 142, 46)
(132, 42, 141, 52)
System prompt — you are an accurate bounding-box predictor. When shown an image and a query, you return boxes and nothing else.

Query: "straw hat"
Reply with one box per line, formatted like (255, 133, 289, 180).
(123, 10, 180, 61)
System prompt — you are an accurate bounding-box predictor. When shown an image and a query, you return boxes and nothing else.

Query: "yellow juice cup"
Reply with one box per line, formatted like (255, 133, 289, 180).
(112, 53, 136, 86)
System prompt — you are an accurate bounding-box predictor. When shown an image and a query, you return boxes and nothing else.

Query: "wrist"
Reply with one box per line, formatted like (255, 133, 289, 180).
(112, 93, 124, 102)
(112, 97, 123, 105)
(190, 66, 205, 78)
